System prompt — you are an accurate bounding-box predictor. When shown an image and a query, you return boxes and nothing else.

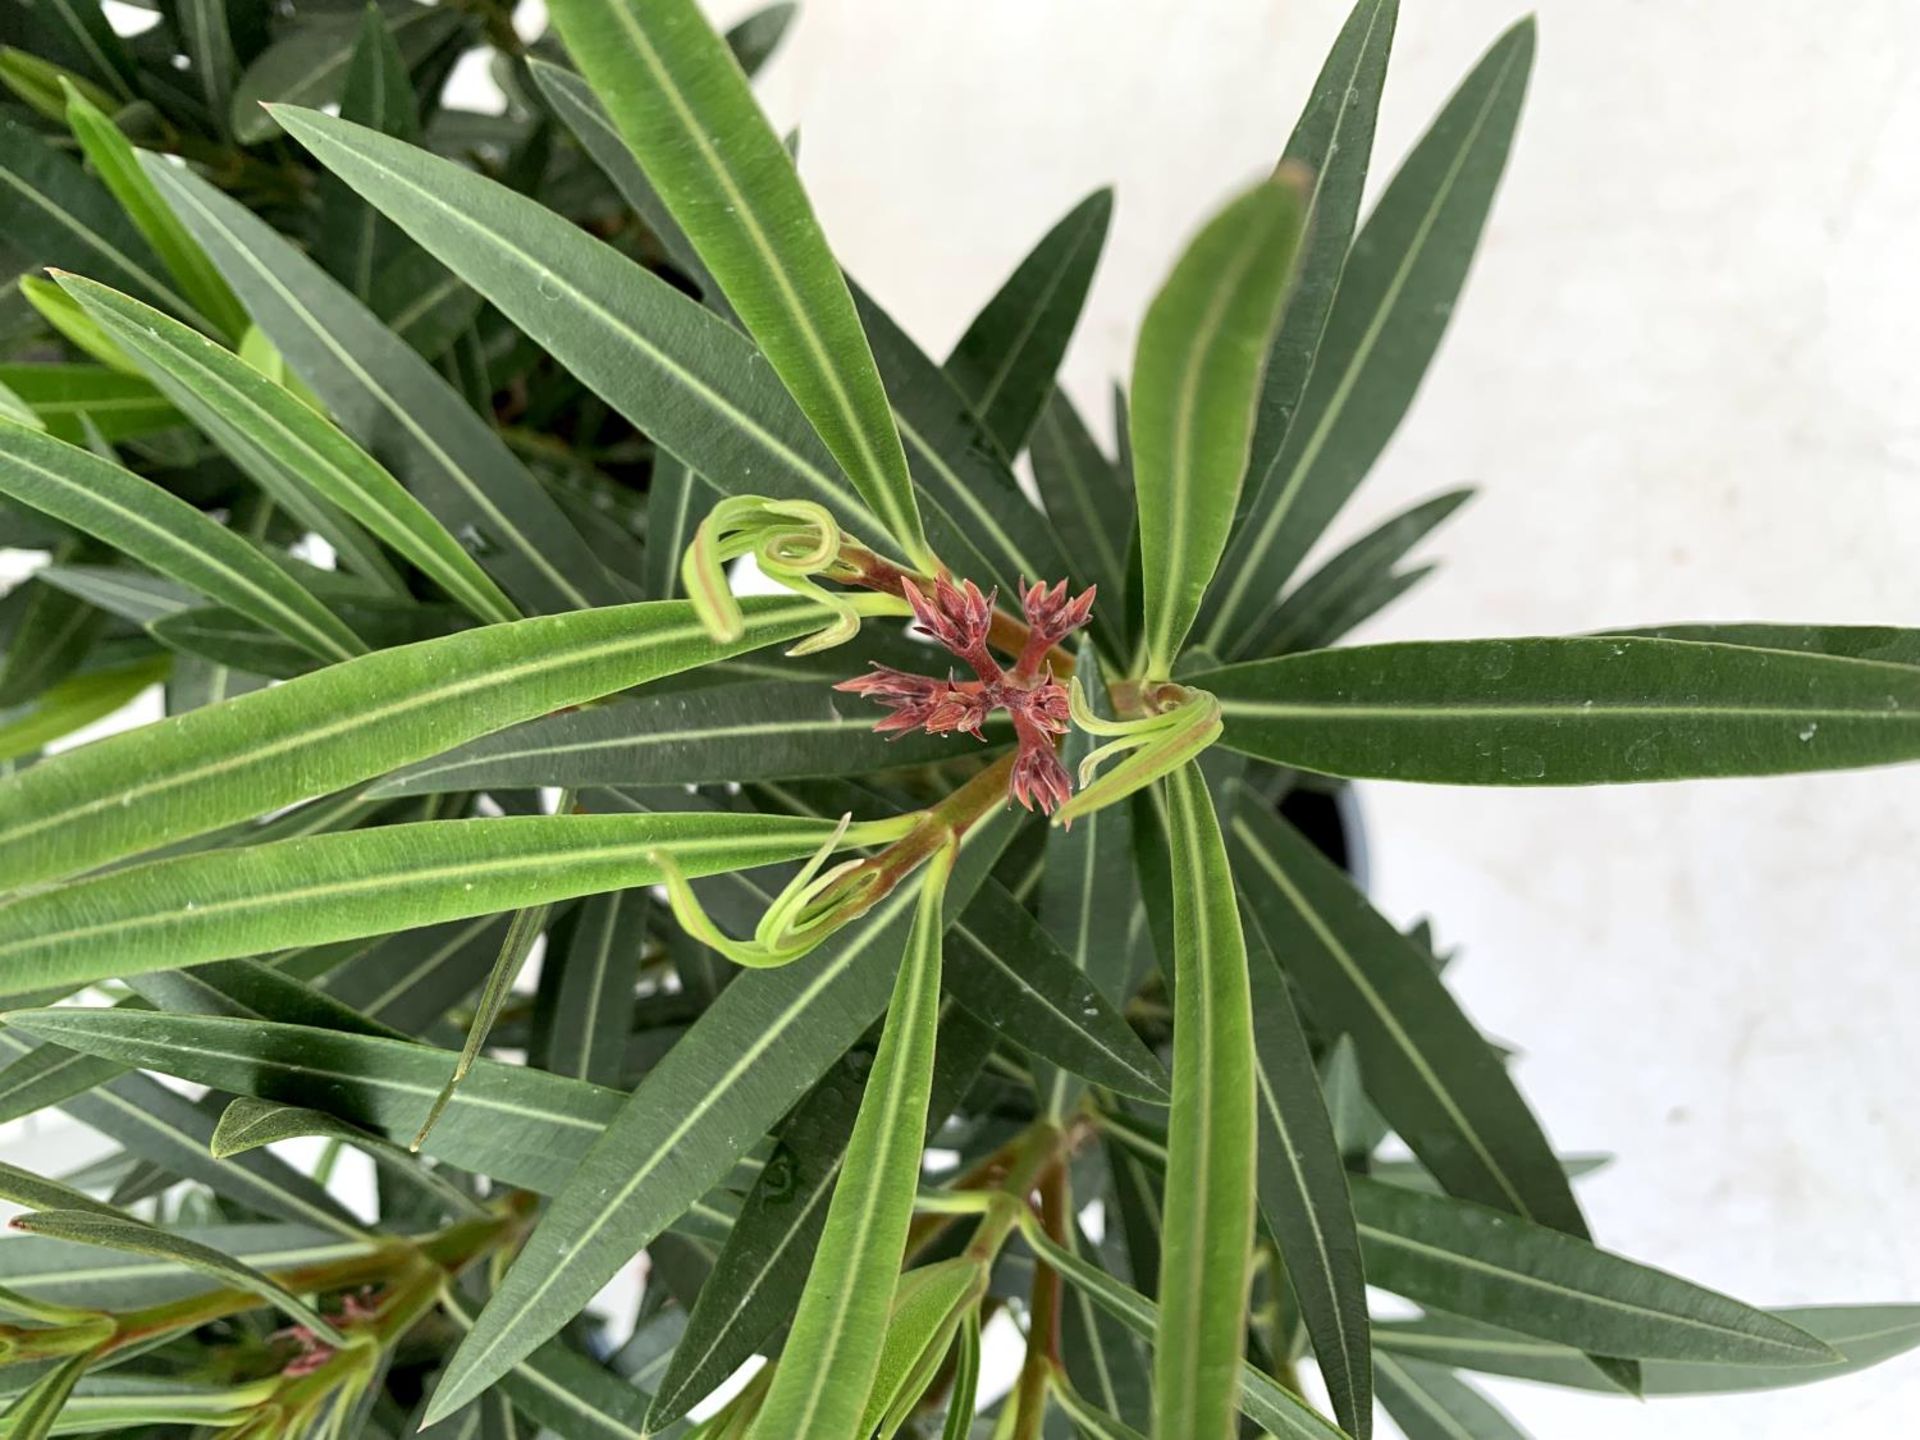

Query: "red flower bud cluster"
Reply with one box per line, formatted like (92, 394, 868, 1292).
(836, 575, 1094, 815)
(274, 1288, 381, 1377)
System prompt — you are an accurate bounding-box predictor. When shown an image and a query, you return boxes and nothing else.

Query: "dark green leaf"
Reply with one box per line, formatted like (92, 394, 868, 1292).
(1373, 1352, 1530, 1440)
(0, 365, 176, 444)
(1206, 637, 1920, 785)
(1204, 19, 1531, 654)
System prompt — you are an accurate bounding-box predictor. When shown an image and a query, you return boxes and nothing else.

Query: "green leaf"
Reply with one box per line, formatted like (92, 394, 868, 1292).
(0, 116, 197, 325)
(0, 657, 164, 765)
(62, 277, 517, 623)
(642, 457, 715, 601)
(862, 1258, 986, 1437)
(418, 809, 1017, 1426)
(1372, 1353, 1530, 1440)
(0, 810, 850, 993)
(62, 86, 249, 342)
(1032, 390, 1131, 615)
(0, 594, 833, 892)
(0, 47, 117, 124)
(1036, 646, 1139, 1116)
(1059, 1219, 1154, 1432)
(320, 7, 421, 305)
(16, 0, 136, 105)
(1051, 1368, 1150, 1440)
(942, 1307, 981, 1440)
(0, 1160, 121, 1217)
(142, 154, 623, 615)
(0, 1025, 128, 1127)
(543, 0, 930, 567)
(0, 365, 176, 444)
(1375, 1303, 1920, 1396)
(212, 1097, 483, 1218)
(1351, 1177, 1836, 1364)
(19, 274, 142, 374)
(1205, 636, 1920, 785)
(1599, 623, 1920, 667)
(1230, 799, 1582, 1233)
(1132, 176, 1309, 678)
(744, 844, 954, 1440)
(9, 1210, 349, 1343)
(538, 889, 647, 1090)
(33, 565, 194, 627)
(0, 420, 366, 664)
(1153, 763, 1259, 1439)
(1250, 488, 1471, 655)
(929, 880, 1168, 1102)
(0, 1346, 93, 1440)
(1242, 917, 1371, 1438)
(0, 1035, 363, 1237)
(1, 1011, 619, 1196)
(317, 912, 513, 1036)
(439, 1288, 654, 1440)
(0, 555, 107, 708)
(176, 0, 238, 134)
(1019, 1215, 1348, 1440)
(369, 679, 1008, 798)
(1204, 19, 1532, 655)
(945, 188, 1113, 455)
(229, 1, 467, 144)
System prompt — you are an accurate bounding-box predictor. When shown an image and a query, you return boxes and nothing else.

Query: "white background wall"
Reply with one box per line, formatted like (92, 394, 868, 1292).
(712, 0, 1920, 1435)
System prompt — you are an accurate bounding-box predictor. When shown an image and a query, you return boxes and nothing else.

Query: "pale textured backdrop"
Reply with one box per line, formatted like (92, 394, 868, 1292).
(711, 0, 1920, 1434)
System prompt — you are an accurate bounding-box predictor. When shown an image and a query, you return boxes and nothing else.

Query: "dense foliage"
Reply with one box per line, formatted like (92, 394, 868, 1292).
(0, 1, 1914, 1437)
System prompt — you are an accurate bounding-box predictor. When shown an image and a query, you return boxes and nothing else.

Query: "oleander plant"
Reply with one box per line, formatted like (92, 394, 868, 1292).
(0, 0, 1913, 1436)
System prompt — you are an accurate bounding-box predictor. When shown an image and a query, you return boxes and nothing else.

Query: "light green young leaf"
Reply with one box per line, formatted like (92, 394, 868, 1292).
(0, 420, 365, 665)
(59, 276, 516, 624)
(1132, 175, 1309, 679)
(1204, 637, 1920, 785)
(1205, 19, 1532, 655)
(62, 85, 249, 341)
(0, 1346, 94, 1440)
(942, 1306, 981, 1440)
(9, 1210, 349, 1344)
(1019, 1214, 1349, 1440)
(0, 365, 176, 444)
(1242, 916, 1372, 1438)
(418, 808, 1017, 1426)
(1230, 798, 1584, 1234)
(142, 153, 623, 615)
(859, 1258, 985, 1436)
(1372, 1353, 1531, 1440)
(18, 275, 141, 374)
(0, 116, 197, 325)
(1352, 1177, 1836, 1364)
(945, 188, 1113, 456)
(544, 0, 931, 567)
(1153, 763, 1259, 1440)
(0, 811, 850, 994)
(746, 843, 955, 1440)
(0, 47, 117, 123)
(0, 594, 835, 892)
(1375, 1303, 1920, 1397)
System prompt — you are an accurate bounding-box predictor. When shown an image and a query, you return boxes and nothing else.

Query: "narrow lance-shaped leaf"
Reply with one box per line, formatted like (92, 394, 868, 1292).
(1351, 1177, 1837, 1365)
(945, 188, 1114, 456)
(1242, 911, 1372, 1438)
(0, 364, 177, 444)
(369, 678, 1009, 799)
(1132, 176, 1308, 679)
(9, 1211, 349, 1344)
(1372, 1353, 1531, 1440)
(322, 7, 420, 305)
(642, 457, 716, 601)
(0, 420, 365, 664)
(0, 659, 167, 767)
(1204, 20, 1532, 654)
(0, 1346, 94, 1440)
(0, 1161, 122, 1218)
(748, 845, 956, 1439)
(1230, 797, 1586, 1233)
(62, 85, 250, 342)
(438, 1288, 655, 1440)
(19, 0, 137, 103)
(0, 595, 836, 892)
(0, 116, 199, 326)
(540, 888, 647, 1090)
(1251, 487, 1471, 656)
(56, 276, 410, 610)
(544, 0, 931, 567)
(212, 1098, 483, 1219)
(1017, 1213, 1349, 1440)
(1153, 763, 1259, 1440)
(418, 808, 1018, 1425)
(1373, 1303, 1920, 1397)
(1203, 637, 1920, 785)
(0, 811, 852, 994)
(269, 103, 895, 556)
(142, 153, 624, 615)
(177, 0, 238, 135)
(1032, 390, 1131, 607)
